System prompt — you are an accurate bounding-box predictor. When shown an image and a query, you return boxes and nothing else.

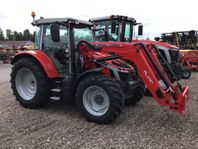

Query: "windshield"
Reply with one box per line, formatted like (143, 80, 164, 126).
(94, 21, 119, 41)
(74, 27, 94, 45)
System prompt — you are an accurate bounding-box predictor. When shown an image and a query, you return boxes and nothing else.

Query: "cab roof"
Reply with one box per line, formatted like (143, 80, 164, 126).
(89, 15, 137, 24)
(32, 17, 92, 26)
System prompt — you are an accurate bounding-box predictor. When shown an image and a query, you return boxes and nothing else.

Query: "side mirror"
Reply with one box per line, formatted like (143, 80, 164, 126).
(50, 24, 60, 42)
(111, 22, 116, 33)
(138, 25, 143, 36)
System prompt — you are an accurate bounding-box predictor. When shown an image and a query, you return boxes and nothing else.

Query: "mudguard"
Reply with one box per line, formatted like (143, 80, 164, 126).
(74, 68, 102, 87)
(11, 50, 59, 78)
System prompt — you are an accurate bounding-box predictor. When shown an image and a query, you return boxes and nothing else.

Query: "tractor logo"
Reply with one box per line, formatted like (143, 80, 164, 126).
(144, 70, 154, 84)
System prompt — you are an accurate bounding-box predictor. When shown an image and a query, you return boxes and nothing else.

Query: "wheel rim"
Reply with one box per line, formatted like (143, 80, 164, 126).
(83, 86, 109, 116)
(15, 68, 37, 100)
(183, 71, 190, 78)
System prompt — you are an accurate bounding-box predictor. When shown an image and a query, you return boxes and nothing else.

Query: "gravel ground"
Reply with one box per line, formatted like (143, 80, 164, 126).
(0, 64, 198, 148)
(0, 63, 12, 85)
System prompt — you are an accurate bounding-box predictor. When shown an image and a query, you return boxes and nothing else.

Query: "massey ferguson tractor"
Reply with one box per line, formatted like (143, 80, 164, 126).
(89, 15, 191, 79)
(11, 17, 189, 123)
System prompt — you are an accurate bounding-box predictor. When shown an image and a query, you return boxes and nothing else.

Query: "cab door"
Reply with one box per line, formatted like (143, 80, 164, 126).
(41, 24, 69, 76)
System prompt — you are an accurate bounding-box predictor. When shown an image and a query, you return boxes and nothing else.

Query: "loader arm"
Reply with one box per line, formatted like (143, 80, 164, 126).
(94, 42, 189, 113)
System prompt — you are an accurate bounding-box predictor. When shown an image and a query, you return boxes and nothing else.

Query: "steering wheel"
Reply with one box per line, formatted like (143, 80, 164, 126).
(77, 40, 101, 51)
(95, 31, 116, 42)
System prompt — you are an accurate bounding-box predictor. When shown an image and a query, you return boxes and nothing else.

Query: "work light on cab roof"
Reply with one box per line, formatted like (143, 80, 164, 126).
(31, 11, 36, 20)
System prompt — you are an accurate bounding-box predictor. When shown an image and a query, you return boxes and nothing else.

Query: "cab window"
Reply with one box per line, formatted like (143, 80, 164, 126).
(124, 23, 131, 42)
(74, 27, 93, 45)
(43, 25, 68, 50)
(34, 27, 41, 49)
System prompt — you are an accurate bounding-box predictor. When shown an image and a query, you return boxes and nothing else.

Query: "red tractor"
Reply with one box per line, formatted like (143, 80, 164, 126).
(11, 17, 189, 123)
(89, 15, 191, 80)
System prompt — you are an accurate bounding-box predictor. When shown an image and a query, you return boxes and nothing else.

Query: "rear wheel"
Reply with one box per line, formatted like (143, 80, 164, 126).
(10, 58, 50, 108)
(75, 74, 124, 123)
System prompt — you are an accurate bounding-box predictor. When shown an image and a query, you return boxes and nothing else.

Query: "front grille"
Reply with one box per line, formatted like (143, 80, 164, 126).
(119, 72, 130, 81)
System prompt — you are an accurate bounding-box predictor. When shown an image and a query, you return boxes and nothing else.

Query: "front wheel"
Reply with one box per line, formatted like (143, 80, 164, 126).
(75, 74, 124, 123)
(182, 69, 191, 79)
(125, 82, 145, 105)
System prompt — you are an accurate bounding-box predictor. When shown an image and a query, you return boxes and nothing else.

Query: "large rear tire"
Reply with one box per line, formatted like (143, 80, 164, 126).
(10, 58, 50, 108)
(75, 74, 124, 123)
(125, 82, 145, 105)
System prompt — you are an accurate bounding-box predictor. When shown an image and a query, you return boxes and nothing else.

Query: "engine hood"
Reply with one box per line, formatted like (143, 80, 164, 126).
(133, 40, 179, 50)
(92, 40, 179, 51)
(92, 41, 138, 50)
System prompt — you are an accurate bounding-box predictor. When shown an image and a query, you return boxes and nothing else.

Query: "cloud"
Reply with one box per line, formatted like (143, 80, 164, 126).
(0, 0, 198, 39)
(0, 15, 8, 19)
(143, 18, 153, 27)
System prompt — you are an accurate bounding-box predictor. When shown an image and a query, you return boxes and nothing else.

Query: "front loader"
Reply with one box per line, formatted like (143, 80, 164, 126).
(82, 41, 189, 112)
(10, 16, 189, 124)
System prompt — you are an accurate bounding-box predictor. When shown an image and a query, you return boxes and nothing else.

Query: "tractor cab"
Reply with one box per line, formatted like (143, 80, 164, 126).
(11, 17, 140, 123)
(90, 15, 143, 42)
(33, 18, 94, 76)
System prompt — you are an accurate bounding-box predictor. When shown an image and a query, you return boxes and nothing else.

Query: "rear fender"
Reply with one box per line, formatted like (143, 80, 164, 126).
(11, 50, 59, 78)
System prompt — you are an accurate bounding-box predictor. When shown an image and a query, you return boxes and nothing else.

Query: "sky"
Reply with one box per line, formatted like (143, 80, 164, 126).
(0, 0, 198, 39)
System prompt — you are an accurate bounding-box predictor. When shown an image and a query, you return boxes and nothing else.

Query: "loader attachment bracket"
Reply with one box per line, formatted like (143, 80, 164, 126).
(169, 86, 189, 113)
(131, 43, 189, 113)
